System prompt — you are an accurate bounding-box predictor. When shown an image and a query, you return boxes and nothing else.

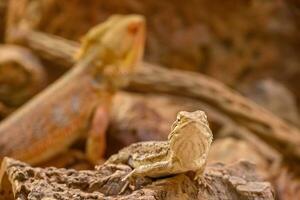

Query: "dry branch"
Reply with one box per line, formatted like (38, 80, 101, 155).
(17, 30, 300, 161)
(0, 157, 274, 200)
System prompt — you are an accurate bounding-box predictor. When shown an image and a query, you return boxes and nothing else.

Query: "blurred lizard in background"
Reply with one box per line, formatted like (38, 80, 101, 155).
(0, 14, 145, 165)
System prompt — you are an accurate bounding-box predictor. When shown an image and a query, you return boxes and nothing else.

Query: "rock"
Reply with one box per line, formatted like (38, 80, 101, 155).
(0, 157, 274, 200)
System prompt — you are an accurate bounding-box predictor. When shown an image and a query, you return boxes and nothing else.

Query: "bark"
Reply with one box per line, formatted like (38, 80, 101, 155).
(17, 30, 300, 161)
(0, 157, 274, 200)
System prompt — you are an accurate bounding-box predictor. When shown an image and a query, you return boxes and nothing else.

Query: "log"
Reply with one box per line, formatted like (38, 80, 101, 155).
(0, 157, 274, 200)
(19, 30, 78, 67)
(17, 30, 300, 161)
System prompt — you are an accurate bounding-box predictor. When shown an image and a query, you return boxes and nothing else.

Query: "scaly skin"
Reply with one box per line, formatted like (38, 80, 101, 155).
(106, 110, 213, 183)
(0, 15, 145, 165)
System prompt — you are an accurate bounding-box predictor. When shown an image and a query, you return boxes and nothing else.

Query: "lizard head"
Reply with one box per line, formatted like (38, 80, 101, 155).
(168, 110, 213, 166)
(169, 110, 213, 141)
(76, 14, 146, 89)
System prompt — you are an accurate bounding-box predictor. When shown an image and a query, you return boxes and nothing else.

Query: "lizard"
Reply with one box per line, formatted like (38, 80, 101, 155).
(0, 14, 146, 165)
(105, 110, 213, 184)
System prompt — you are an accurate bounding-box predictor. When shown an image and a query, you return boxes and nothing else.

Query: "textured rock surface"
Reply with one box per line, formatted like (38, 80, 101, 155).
(0, 158, 274, 200)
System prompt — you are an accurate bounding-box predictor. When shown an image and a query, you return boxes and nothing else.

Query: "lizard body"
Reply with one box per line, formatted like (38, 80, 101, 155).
(106, 110, 213, 181)
(0, 15, 145, 165)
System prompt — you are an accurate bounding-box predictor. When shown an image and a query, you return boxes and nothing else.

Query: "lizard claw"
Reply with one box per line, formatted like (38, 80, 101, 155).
(118, 181, 130, 194)
(122, 169, 136, 182)
(119, 170, 137, 193)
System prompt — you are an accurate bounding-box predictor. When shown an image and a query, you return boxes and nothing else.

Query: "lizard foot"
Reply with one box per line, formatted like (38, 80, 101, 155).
(119, 169, 138, 192)
(118, 181, 130, 194)
(122, 169, 136, 182)
(122, 169, 139, 185)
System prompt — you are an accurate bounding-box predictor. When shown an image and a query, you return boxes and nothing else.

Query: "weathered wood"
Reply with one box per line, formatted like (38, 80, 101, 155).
(21, 30, 78, 67)
(18, 30, 300, 161)
(0, 157, 274, 200)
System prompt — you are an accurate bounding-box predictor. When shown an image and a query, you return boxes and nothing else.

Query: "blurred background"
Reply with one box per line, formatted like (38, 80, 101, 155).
(1, 0, 300, 112)
(0, 0, 300, 199)
(2, 0, 300, 115)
